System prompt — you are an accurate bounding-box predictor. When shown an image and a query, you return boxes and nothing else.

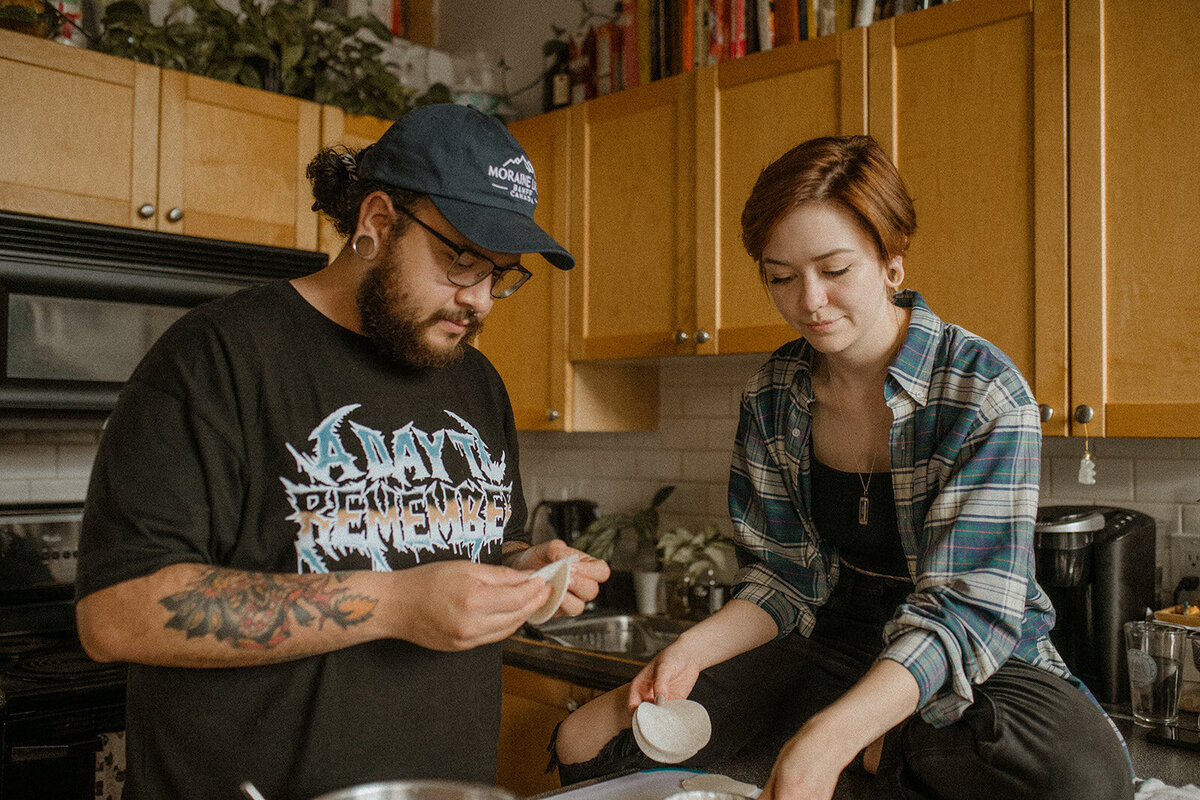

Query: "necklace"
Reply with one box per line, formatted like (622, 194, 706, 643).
(821, 357, 878, 527)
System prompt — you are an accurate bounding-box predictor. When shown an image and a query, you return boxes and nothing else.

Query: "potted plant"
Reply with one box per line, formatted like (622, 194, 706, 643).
(656, 524, 738, 619)
(91, 0, 440, 120)
(571, 485, 675, 614)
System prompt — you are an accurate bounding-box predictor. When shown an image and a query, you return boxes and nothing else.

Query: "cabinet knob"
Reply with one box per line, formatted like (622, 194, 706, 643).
(166, 207, 184, 223)
(1038, 404, 1054, 423)
(546, 409, 561, 422)
(566, 699, 579, 712)
(694, 329, 712, 344)
(137, 203, 155, 219)
(1073, 405, 1095, 424)
(674, 330, 690, 344)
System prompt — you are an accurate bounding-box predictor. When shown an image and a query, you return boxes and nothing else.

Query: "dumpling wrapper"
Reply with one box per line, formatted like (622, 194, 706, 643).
(526, 554, 580, 624)
(633, 699, 712, 763)
(679, 773, 760, 797)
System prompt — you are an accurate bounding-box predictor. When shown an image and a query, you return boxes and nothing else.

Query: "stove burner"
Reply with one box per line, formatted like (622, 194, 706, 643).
(12, 649, 122, 680)
(0, 633, 60, 659)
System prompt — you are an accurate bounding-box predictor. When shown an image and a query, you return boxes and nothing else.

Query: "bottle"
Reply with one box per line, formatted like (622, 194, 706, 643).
(542, 40, 571, 112)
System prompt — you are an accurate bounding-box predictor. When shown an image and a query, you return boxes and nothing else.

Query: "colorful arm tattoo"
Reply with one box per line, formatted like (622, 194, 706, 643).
(159, 568, 377, 649)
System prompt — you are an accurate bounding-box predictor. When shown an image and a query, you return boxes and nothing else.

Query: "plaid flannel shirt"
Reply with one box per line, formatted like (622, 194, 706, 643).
(728, 290, 1077, 727)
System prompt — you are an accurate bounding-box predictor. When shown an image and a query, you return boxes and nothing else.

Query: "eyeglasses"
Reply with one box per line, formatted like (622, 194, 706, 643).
(396, 206, 532, 299)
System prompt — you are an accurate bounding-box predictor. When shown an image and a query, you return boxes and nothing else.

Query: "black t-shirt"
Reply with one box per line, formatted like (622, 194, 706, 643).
(77, 280, 527, 800)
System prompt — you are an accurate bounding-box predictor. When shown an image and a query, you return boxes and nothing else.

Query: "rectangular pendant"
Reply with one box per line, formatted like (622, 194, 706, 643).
(858, 495, 870, 526)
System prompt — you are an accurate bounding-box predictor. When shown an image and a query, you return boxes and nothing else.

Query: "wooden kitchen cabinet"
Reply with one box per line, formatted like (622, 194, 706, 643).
(158, 69, 320, 249)
(695, 29, 868, 356)
(1067, 0, 1200, 437)
(0, 30, 320, 251)
(867, 0, 1069, 432)
(0, 29, 160, 231)
(568, 71, 698, 361)
(479, 109, 659, 432)
(497, 665, 601, 797)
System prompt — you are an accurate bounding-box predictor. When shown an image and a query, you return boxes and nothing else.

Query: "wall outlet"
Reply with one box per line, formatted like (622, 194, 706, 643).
(1178, 536, 1200, 573)
(1169, 536, 1200, 601)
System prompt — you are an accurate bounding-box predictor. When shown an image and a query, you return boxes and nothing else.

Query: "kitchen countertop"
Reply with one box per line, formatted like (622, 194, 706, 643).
(504, 631, 1200, 794)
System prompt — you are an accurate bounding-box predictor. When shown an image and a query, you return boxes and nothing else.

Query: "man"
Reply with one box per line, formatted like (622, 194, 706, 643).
(75, 103, 608, 800)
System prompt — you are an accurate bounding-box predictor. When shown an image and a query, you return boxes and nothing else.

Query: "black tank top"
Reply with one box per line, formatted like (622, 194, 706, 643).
(810, 454, 908, 578)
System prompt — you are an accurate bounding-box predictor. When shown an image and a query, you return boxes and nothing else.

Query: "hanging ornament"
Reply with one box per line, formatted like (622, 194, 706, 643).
(1077, 422, 1096, 485)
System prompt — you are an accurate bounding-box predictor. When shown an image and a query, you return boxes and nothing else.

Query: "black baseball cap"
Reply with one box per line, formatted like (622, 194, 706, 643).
(359, 103, 574, 270)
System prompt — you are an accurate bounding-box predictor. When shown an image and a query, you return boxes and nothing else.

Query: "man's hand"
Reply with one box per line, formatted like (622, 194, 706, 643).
(390, 560, 552, 651)
(506, 539, 610, 618)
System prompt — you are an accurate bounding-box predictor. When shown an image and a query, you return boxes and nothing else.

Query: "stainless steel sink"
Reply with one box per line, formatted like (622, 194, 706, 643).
(525, 612, 694, 659)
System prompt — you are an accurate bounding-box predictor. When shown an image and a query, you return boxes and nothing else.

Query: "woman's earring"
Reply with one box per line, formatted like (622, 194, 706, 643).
(352, 235, 377, 260)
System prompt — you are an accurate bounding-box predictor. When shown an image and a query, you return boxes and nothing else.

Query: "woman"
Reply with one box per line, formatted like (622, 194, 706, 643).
(553, 136, 1133, 799)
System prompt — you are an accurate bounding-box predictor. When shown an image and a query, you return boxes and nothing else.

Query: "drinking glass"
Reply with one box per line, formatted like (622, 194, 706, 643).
(1124, 620, 1188, 726)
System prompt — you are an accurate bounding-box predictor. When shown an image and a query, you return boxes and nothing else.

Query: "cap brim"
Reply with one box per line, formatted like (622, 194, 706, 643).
(429, 195, 575, 270)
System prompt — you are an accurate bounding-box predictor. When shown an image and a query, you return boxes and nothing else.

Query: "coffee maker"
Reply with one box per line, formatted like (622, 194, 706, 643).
(528, 499, 597, 547)
(1034, 505, 1156, 703)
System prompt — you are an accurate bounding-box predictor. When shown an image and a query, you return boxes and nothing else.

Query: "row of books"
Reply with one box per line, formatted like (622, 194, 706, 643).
(558, 0, 958, 105)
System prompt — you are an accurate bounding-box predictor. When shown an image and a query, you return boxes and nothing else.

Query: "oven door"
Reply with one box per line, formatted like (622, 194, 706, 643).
(1, 705, 124, 800)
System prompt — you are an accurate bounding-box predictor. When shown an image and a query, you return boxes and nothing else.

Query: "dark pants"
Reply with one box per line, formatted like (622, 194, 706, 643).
(557, 569, 1134, 799)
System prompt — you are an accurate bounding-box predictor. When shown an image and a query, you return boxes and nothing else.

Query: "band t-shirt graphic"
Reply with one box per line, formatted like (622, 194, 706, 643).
(77, 281, 527, 799)
(283, 404, 514, 572)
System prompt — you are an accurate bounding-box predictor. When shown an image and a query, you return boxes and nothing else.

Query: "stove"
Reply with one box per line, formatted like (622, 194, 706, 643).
(0, 504, 127, 800)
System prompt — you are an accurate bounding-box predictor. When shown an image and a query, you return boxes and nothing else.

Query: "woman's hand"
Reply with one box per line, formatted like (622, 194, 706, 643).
(760, 659, 920, 800)
(628, 637, 706, 708)
(757, 717, 857, 800)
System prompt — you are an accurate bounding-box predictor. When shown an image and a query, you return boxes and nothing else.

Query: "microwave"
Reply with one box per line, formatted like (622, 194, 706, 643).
(0, 210, 326, 426)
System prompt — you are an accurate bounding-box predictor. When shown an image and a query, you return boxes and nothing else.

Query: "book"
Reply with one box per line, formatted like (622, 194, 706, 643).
(595, 22, 622, 94)
(620, 0, 640, 90)
(638, 0, 652, 86)
(680, 0, 695, 70)
(755, 0, 771, 51)
(729, 0, 747, 59)
(773, 0, 799, 46)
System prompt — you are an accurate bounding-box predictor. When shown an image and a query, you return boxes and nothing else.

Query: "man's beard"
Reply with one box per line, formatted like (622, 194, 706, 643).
(356, 250, 484, 369)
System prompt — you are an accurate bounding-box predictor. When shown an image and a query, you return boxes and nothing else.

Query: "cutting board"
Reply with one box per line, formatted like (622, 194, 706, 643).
(543, 769, 761, 800)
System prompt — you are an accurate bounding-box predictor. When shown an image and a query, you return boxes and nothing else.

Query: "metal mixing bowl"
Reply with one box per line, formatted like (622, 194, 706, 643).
(309, 780, 519, 800)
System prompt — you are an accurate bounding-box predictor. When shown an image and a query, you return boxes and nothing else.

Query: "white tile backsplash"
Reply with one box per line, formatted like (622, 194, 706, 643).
(514, 355, 1200, 606)
(4, 354, 1198, 603)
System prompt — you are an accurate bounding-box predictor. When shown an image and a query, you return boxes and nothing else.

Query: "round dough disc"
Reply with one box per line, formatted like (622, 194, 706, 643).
(526, 554, 580, 625)
(679, 773, 759, 796)
(634, 699, 712, 763)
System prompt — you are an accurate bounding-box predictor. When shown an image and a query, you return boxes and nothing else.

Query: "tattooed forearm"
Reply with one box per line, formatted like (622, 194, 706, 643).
(159, 568, 377, 649)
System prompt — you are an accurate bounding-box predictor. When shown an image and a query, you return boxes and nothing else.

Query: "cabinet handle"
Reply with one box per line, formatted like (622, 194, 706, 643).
(694, 329, 711, 344)
(138, 203, 156, 219)
(1073, 405, 1095, 424)
(546, 409, 561, 422)
(1038, 404, 1054, 423)
(166, 207, 184, 223)
(674, 330, 690, 344)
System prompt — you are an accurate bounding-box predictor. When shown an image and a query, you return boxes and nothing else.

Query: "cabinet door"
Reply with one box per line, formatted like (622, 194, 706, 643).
(569, 71, 697, 360)
(497, 666, 601, 797)
(1068, 1, 1200, 437)
(868, 0, 1068, 432)
(0, 30, 159, 230)
(158, 70, 320, 249)
(476, 110, 571, 431)
(316, 108, 395, 259)
(698, 30, 868, 355)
